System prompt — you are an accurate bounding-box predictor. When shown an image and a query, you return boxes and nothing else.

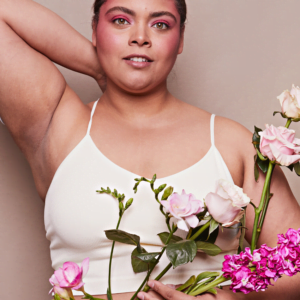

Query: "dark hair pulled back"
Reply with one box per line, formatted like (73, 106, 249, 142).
(92, 0, 187, 29)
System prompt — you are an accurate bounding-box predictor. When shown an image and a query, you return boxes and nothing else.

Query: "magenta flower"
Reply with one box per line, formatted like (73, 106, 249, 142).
(51, 258, 89, 291)
(222, 228, 300, 294)
(161, 190, 204, 231)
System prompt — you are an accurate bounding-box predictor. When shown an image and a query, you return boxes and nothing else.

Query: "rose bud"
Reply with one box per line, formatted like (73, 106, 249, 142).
(259, 125, 300, 166)
(205, 179, 250, 227)
(49, 274, 72, 300)
(277, 85, 300, 119)
(161, 190, 204, 231)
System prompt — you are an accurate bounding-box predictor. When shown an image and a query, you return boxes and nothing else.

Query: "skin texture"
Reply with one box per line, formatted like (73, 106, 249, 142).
(0, 0, 300, 299)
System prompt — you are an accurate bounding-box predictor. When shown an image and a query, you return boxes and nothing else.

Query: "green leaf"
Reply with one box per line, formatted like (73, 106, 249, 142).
(161, 186, 174, 200)
(196, 241, 222, 256)
(166, 240, 197, 268)
(105, 229, 141, 248)
(257, 156, 269, 173)
(294, 162, 300, 176)
(273, 111, 282, 117)
(252, 126, 262, 149)
(54, 295, 61, 300)
(287, 164, 294, 172)
(209, 219, 219, 235)
(206, 288, 218, 295)
(190, 224, 219, 244)
(133, 252, 161, 263)
(195, 271, 220, 284)
(254, 155, 259, 182)
(131, 247, 156, 273)
(82, 293, 106, 300)
(158, 232, 183, 245)
(176, 275, 196, 291)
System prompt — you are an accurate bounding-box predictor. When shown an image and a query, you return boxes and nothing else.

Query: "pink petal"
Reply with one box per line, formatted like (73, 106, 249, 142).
(269, 143, 300, 166)
(55, 268, 69, 287)
(161, 200, 171, 212)
(177, 219, 189, 231)
(185, 215, 199, 228)
(49, 274, 59, 286)
(81, 258, 89, 278)
(72, 281, 85, 290)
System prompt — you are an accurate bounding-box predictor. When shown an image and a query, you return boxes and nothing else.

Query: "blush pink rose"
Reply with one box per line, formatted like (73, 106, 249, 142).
(259, 125, 300, 166)
(205, 179, 250, 227)
(277, 85, 300, 119)
(51, 258, 89, 291)
(161, 190, 204, 231)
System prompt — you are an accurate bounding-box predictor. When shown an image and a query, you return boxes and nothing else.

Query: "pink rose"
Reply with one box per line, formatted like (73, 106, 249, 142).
(205, 179, 250, 227)
(51, 258, 89, 291)
(277, 85, 300, 119)
(259, 125, 300, 166)
(161, 190, 204, 231)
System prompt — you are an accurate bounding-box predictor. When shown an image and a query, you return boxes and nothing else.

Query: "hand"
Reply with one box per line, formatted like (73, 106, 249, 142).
(137, 281, 244, 300)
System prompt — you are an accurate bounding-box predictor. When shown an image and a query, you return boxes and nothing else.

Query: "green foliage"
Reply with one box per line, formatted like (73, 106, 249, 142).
(195, 271, 220, 284)
(176, 275, 196, 291)
(158, 232, 183, 245)
(206, 288, 218, 295)
(190, 224, 219, 244)
(294, 162, 300, 176)
(133, 251, 161, 263)
(209, 219, 219, 235)
(125, 198, 133, 210)
(166, 240, 197, 268)
(105, 229, 142, 251)
(82, 293, 105, 300)
(54, 295, 61, 300)
(196, 241, 221, 256)
(131, 247, 156, 273)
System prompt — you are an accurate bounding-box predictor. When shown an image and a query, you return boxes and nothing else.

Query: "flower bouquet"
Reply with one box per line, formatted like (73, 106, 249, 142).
(49, 85, 300, 300)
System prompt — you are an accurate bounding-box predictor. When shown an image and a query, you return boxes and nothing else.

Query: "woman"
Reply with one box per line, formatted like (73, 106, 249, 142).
(0, 0, 300, 299)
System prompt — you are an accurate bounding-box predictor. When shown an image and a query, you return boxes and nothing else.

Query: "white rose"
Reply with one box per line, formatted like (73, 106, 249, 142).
(205, 179, 250, 227)
(277, 84, 300, 119)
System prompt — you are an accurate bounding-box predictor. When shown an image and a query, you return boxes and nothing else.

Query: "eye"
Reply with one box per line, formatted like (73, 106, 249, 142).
(153, 22, 169, 30)
(113, 18, 130, 25)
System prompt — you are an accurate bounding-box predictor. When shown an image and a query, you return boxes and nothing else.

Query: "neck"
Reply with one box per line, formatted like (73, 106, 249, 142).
(99, 79, 176, 124)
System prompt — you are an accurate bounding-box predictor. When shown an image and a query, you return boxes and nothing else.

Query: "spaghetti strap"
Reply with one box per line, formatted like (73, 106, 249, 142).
(87, 99, 99, 135)
(210, 114, 215, 146)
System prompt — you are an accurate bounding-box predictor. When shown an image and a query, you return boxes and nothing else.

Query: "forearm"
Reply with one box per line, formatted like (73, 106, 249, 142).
(0, 0, 102, 81)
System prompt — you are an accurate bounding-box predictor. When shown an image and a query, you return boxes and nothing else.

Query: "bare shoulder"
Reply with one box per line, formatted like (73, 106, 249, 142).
(215, 116, 255, 186)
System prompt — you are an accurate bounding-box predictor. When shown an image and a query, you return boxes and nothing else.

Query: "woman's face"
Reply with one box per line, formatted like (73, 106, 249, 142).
(93, 0, 184, 94)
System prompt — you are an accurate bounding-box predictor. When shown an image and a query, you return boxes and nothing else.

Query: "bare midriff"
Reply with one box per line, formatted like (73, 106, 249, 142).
(74, 292, 135, 300)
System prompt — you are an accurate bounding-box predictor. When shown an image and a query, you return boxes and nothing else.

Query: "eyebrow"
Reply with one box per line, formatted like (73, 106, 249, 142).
(105, 6, 177, 23)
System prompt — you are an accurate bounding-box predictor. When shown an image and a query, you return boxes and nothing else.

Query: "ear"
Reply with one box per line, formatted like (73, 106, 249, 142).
(178, 25, 185, 55)
(92, 22, 97, 47)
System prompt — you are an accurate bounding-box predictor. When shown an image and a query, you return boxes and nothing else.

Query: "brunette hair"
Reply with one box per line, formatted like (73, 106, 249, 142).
(92, 0, 187, 29)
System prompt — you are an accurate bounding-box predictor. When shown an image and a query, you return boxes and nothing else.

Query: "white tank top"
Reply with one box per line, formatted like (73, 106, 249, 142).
(44, 100, 240, 296)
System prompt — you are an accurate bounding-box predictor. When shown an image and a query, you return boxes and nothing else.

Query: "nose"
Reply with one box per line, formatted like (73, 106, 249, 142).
(129, 22, 151, 48)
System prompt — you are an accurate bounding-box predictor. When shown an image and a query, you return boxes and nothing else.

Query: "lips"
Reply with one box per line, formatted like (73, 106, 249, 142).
(123, 54, 153, 62)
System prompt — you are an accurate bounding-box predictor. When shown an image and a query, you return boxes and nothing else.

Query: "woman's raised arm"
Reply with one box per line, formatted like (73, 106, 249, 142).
(0, 0, 104, 155)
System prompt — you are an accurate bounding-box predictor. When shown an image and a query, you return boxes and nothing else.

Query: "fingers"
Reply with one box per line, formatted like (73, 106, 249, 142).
(138, 280, 195, 300)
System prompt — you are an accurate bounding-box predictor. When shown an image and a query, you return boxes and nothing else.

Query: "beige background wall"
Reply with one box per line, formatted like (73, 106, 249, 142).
(1, 0, 300, 299)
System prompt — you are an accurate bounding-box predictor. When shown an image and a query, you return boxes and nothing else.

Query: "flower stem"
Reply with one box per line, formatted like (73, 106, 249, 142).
(108, 215, 122, 298)
(285, 118, 292, 128)
(188, 275, 228, 296)
(141, 221, 212, 294)
(251, 161, 274, 252)
(130, 228, 175, 300)
(190, 221, 211, 241)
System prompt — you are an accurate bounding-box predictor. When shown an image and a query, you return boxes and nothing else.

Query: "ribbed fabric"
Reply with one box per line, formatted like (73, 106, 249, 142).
(44, 100, 240, 296)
